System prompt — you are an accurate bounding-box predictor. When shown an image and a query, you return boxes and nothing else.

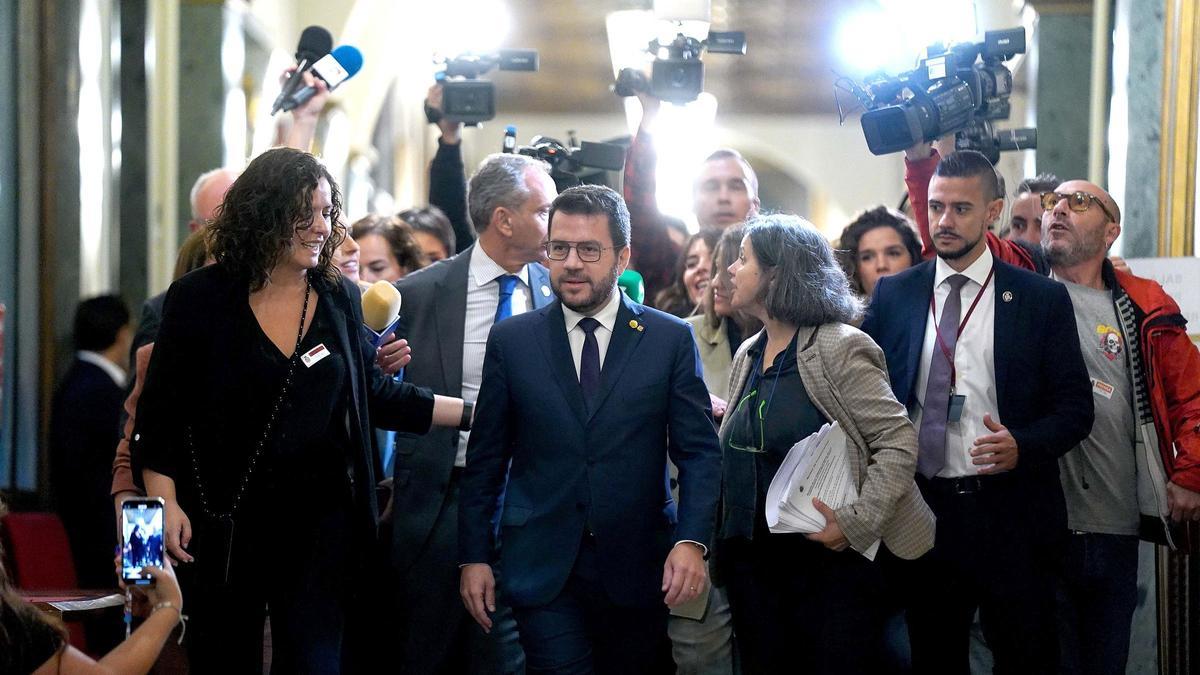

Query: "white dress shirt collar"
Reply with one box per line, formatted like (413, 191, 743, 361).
(934, 244, 993, 289)
(77, 350, 127, 388)
(470, 243, 530, 288)
(561, 288, 622, 334)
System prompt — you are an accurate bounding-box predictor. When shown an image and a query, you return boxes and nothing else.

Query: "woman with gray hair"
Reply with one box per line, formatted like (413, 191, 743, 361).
(715, 214, 934, 673)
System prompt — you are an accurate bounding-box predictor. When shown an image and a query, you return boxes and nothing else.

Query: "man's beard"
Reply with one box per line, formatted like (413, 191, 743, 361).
(935, 228, 984, 261)
(1044, 228, 1106, 268)
(554, 262, 621, 314)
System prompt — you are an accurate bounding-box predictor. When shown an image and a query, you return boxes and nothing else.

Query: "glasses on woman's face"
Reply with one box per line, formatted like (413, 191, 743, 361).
(727, 389, 768, 454)
(544, 240, 615, 263)
(1040, 191, 1117, 222)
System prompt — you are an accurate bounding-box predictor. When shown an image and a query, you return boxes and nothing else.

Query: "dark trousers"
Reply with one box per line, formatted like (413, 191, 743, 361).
(179, 500, 353, 674)
(903, 475, 1060, 675)
(394, 471, 524, 675)
(512, 534, 671, 675)
(719, 531, 885, 674)
(1057, 532, 1139, 675)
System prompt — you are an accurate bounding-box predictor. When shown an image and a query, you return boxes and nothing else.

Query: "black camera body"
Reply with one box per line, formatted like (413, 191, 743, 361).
(438, 49, 538, 125)
(515, 135, 628, 193)
(614, 31, 746, 105)
(850, 27, 1035, 163)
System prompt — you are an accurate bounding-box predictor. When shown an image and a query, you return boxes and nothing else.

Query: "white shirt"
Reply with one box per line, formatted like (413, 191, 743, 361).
(77, 350, 127, 389)
(561, 289, 623, 378)
(457, 245, 533, 467)
(912, 247, 999, 478)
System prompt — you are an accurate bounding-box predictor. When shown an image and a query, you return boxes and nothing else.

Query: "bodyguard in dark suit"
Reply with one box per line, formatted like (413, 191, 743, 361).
(459, 185, 722, 675)
(51, 294, 131, 590)
(862, 151, 1093, 674)
(388, 153, 558, 674)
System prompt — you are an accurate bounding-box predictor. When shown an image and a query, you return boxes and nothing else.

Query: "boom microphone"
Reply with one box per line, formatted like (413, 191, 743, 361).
(273, 45, 364, 115)
(271, 26, 333, 115)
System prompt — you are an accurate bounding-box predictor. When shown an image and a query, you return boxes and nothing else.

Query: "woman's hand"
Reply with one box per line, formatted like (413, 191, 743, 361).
(805, 498, 850, 552)
(376, 334, 412, 376)
(162, 498, 194, 565)
(142, 563, 184, 613)
(709, 393, 728, 420)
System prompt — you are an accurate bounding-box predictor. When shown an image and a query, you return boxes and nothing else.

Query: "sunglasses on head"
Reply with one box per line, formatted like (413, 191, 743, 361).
(1040, 191, 1117, 222)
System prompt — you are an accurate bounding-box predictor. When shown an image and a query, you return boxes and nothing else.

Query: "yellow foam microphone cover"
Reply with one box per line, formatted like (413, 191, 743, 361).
(361, 281, 402, 332)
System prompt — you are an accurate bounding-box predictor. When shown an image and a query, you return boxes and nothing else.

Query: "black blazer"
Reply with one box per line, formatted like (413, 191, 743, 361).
(861, 257, 1094, 536)
(130, 263, 435, 536)
(50, 358, 125, 587)
(459, 294, 722, 608)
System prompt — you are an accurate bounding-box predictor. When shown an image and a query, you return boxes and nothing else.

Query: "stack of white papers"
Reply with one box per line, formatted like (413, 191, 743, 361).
(764, 422, 881, 560)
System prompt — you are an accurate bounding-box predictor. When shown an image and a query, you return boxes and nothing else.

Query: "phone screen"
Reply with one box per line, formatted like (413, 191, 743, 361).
(121, 498, 165, 584)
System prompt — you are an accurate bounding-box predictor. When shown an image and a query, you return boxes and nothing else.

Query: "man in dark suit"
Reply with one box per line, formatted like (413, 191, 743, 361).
(51, 294, 132, 589)
(459, 185, 722, 674)
(861, 150, 1094, 674)
(387, 153, 557, 674)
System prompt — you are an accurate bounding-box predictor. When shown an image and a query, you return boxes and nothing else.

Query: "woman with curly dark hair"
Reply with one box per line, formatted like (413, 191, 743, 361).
(350, 214, 429, 283)
(130, 147, 469, 673)
(836, 205, 923, 298)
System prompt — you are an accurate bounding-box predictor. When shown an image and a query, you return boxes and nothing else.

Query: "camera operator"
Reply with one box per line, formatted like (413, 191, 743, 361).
(425, 83, 475, 254)
(624, 92, 760, 306)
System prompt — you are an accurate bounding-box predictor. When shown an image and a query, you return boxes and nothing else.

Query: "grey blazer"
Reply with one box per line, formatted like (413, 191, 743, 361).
(388, 244, 554, 572)
(721, 322, 935, 560)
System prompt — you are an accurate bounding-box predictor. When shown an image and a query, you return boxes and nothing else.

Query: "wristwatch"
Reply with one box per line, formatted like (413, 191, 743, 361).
(459, 401, 475, 431)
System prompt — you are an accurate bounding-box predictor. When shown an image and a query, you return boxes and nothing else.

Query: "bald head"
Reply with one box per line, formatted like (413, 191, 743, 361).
(1056, 180, 1120, 224)
(189, 168, 240, 231)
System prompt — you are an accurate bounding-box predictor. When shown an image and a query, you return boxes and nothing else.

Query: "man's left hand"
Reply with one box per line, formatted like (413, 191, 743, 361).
(662, 543, 706, 607)
(806, 498, 849, 551)
(376, 334, 412, 376)
(972, 413, 1019, 473)
(1166, 481, 1200, 522)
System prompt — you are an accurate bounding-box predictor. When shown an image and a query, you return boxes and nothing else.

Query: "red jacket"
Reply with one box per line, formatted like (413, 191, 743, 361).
(623, 128, 682, 305)
(1115, 268, 1200, 493)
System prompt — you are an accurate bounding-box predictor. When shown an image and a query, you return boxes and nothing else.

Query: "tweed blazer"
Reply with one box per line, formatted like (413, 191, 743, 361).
(721, 322, 935, 560)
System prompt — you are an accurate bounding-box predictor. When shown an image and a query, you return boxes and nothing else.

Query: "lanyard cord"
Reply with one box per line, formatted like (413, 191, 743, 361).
(747, 329, 798, 418)
(930, 268, 994, 390)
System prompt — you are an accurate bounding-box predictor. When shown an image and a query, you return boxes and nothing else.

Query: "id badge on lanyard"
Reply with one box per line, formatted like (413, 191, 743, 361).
(931, 268, 994, 423)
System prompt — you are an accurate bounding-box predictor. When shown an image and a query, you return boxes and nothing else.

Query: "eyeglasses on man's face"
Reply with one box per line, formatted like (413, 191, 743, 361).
(544, 240, 617, 263)
(1041, 191, 1117, 223)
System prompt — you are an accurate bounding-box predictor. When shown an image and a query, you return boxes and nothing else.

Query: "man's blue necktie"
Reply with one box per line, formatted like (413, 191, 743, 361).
(495, 275, 519, 324)
(578, 317, 601, 408)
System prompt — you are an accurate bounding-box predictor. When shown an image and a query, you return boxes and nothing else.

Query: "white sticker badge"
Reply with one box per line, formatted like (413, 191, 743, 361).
(1091, 378, 1115, 399)
(301, 343, 331, 368)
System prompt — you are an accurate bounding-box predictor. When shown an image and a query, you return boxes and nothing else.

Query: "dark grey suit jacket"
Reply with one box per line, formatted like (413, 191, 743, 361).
(389, 244, 554, 572)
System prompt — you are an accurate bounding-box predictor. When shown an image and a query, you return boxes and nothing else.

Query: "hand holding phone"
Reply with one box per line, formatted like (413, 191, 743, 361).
(122, 497, 166, 585)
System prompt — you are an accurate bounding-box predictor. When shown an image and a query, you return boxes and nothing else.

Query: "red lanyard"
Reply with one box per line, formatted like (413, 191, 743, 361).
(929, 267, 994, 390)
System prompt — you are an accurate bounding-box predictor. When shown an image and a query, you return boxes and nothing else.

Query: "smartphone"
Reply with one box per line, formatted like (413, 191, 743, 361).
(121, 497, 165, 585)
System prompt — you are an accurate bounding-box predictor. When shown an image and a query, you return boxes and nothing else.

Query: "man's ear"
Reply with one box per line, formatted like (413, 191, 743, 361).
(617, 245, 631, 275)
(491, 207, 512, 237)
(1105, 221, 1122, 249)
(986, 197, 1005, 227)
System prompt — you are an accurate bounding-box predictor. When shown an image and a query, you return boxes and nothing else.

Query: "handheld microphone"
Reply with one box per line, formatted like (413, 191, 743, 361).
(273, 45, 364, 115)
(362, 281, 403, 348)
(271, 26, 333, 115)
